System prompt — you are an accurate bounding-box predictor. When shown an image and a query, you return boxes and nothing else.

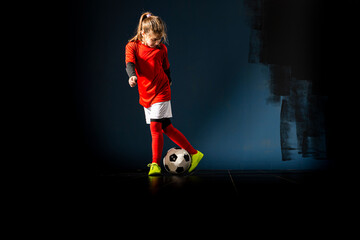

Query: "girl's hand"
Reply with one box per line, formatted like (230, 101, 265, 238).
(129, 76, 137, 87)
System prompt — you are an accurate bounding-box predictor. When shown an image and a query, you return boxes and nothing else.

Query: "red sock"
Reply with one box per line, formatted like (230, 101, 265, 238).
(163, 124, 197, 155)
(150, 121, 164, 164)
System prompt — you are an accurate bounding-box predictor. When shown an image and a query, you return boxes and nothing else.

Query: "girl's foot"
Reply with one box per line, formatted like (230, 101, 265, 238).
(188, 151, 204, 173)
(147, 163, 162, 176)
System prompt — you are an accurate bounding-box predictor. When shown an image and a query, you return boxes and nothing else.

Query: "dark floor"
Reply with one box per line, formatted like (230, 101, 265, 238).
(64, 169, 342, 230)
(93, 169, 337, 206)
(71, 168, 347, 226)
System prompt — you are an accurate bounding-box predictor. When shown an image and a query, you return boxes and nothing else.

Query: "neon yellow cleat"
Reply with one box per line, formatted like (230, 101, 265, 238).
(188, 150, 204, 173)
(147, 163, 162, 176)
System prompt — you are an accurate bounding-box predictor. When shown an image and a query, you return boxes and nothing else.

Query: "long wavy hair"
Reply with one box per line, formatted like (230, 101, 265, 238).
(128, 12, 168, 44)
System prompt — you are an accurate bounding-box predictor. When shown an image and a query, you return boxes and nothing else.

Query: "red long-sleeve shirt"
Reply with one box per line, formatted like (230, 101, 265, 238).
(125, 40, 171, 108)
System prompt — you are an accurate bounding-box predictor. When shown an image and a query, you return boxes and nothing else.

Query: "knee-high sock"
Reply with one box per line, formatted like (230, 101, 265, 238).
(163, 124, 197, 155)
(150, 121, 164, 164)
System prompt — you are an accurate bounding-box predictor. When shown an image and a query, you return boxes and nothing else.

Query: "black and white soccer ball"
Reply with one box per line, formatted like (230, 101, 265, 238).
(163, 147, 192, 174)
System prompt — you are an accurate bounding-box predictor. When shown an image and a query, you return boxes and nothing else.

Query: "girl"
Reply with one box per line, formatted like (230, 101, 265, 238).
(125, 12, 204, 176)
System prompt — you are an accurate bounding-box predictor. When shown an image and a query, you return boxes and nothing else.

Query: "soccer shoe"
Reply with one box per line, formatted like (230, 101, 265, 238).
(147, 163, 162, 176)
(188, 150, 204, 173)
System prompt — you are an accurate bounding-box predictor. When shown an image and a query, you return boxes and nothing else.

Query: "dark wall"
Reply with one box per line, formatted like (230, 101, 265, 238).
(66, 0, 338, 173)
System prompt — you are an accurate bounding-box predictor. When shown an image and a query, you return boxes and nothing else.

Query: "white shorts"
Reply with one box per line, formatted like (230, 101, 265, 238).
(144, 101, 173, 124)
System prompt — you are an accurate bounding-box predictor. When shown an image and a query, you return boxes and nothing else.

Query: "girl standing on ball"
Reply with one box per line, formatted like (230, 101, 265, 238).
(125, 12, 204, 176)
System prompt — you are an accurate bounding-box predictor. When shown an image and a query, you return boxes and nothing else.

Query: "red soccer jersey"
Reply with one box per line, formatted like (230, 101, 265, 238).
(125, 40, 171, 108)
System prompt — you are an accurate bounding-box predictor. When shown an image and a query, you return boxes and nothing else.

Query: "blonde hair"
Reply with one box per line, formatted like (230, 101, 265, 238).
(128, 12, 168, 44)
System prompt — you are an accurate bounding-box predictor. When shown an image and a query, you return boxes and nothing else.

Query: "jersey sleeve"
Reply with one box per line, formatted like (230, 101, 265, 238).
(162, 44, 170, 70)
(125, 42, 136, 65)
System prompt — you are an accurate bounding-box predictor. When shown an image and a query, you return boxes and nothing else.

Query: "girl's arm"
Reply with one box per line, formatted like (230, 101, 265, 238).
(164, 68, 172, 86)
(126, 62, 137, 78)
(125, 43, 137, 87)
(162, 45, 172, 85)
(126, 62, 137, 87)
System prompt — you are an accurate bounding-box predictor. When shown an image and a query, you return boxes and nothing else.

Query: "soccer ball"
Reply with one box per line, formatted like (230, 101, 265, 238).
(163, 147, 192, 174)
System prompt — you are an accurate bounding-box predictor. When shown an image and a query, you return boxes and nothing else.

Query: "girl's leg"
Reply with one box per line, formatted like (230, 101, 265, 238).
(162, 120, 197, 155)
(150, 121, 164, 164)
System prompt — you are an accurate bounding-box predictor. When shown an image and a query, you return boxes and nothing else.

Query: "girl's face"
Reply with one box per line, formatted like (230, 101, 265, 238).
(142, 31, 162, 48)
